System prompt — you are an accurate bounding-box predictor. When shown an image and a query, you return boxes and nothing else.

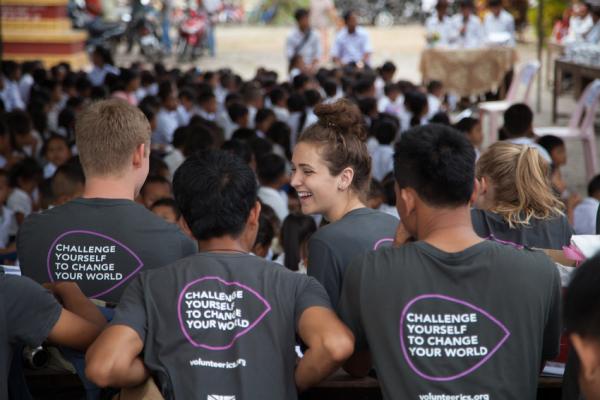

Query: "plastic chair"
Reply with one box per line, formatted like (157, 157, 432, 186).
(478, 61, 541, 144)
(535, 79, 600, 181)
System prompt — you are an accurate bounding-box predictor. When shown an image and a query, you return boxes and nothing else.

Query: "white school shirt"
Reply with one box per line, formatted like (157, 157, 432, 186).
(573, 197, 600, 235)
(484, 10, 516, 46)
(0, 207, 13, 248)
(286, 28, 321, 65)
(258, 186, 289, 222)
(452, 14, 484, 48)
(88, 64, 120, 87)
(427, 94, 442, 119)
(425, 13, 457, 46)
(331, 27, 373, 65)
(152, 108, 179, 145)
(371, 144, 395, 181)
(566, 14, 594, 43)
(506, 137, 552, 163)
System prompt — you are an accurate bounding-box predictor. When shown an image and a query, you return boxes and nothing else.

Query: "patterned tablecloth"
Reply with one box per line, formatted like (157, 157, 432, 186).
(420, 47, 518, 97)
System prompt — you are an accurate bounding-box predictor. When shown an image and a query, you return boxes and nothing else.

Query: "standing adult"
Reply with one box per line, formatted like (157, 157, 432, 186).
(291, 99, 398, 308)
(310, 0, 339, 62)
(331, 11, 373, 67)
(18, 99, 197, 305)
(483, 0, 516, 46)
(425, 0, 457, 47)
(339, 124, 561, 399)
(452, 0, 484, 48)
(286, 9, 321, 74)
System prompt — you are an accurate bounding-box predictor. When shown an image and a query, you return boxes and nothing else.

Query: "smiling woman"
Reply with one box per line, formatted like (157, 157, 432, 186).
(290, 99, 398, 308)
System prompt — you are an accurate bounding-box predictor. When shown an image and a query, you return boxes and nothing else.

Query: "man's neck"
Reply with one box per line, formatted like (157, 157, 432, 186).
(416, 207, 483, 253)
(83, 176, 136, 200)
(198, 236, 250, 253)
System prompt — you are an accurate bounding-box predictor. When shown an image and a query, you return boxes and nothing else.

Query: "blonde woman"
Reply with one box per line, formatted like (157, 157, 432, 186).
(472, 142, 573, 249)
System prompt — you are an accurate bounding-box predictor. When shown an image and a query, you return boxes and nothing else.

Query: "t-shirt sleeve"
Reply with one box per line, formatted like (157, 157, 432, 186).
(110, 276, 148, 343)
(307, 237, 342, 309)
(338, 254, 368, 351)
(541, 259, 562, 361)
(294, 275, 332, 330)
(4, 276, 62, 347)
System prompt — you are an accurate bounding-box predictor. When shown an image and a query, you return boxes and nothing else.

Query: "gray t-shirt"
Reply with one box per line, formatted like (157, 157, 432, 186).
(1, 275, 61, 400)
(17, 198, 197, 303)
(339, 240, 561, 400)
(308, 207, 398, 308)
(111, 252, 331, 400)
(471, 208, 573, 250)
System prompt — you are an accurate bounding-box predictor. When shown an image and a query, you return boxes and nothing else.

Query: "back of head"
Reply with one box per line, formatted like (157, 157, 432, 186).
(299, 99, 371, 194)
(454, 117, 479, 134)
(537, 135, 564, 155)
(565, 253, 600, 340)
(476, 141, 564, 226)
(394, 124, 475, 207)
(294, 8, 309, 22)
(52, 161, 85, 204)
(503, 103, 533, 138)
(75, 99, 151, 178)
(281, 213, 317, 271)
(588, 174, 600, 197)
(257, 153, 286, 185)
(173, 150, 258, 240)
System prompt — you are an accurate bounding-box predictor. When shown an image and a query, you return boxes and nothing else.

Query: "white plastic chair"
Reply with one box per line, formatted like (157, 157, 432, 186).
(478, 61, 541, 144)
(535, 79, 600, 180)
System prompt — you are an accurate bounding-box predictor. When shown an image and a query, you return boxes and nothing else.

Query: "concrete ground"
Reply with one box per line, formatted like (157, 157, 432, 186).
(118, 24, 593, 194)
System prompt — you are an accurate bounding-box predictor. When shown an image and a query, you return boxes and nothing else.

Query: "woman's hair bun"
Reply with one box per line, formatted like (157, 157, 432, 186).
(314, 99, 367, 141)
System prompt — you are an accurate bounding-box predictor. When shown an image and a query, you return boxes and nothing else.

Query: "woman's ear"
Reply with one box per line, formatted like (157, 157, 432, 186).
(338, 167, 355, 192)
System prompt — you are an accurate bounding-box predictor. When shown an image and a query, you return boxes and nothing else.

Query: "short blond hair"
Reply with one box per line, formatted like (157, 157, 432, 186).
(75, 99, 151, 177)
(476, 142, 564, 227)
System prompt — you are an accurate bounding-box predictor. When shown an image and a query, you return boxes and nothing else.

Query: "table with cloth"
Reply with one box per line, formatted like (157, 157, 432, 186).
(420, 47, 518, 97)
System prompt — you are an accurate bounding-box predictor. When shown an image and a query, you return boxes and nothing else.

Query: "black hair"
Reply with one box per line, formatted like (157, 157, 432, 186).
(139, 104, 156, 124)
(281, 213, 317, 271)
(172, 126, 189, 148)
(384, 83, 400, 97)
(184, 125, 214, 156)
(232, 128, 257, 142)
(292, 74, 310, 91)
(405, 91, 428, 128)
(488, 0, 502, 6)
(304, 89, 322, 108)
(149, 153, 169, 178)
(379, 61, 396, 74)
(358, 97, 377, 117)
(294, 8, 309, 21)
(454, 117, 480, 134)
(173, 150, 258, 240)
(266, 121, 292, 159)
(537, 135, 565, 155)
(257, 153, 286, 185)
(141, 175, 171, 196)
(269, 87, 287, 105)
(1, 61, 19, 80)
(565, 253, 600, 337)
(158, 81, 174, 103)
(394, 124, 475, 207)
(372, 117, 398, 145)
(353, 78, 375, 96)
(427, 80, 443, 94)
(254, 207, 276, 251)
(322, 79, 338, 97)
(382, 173, 396, 206)
(588, 174, 600, 197)
(343, 10, 355, 23)
(93, 46, 114, 66)
(429, 112, 451, 125)
(178, 87, 195, 101)
(42, 134, 70, 157)
(249, 137, 274, 161)
(227, 102, 249, 123)
(150, 197, 182, 220)
(503, 103, 533, 138)
(10, 158, 43, 187)
(255, 108, 276, 125)
(5, 110, 32, 136)
(90, 85, 109, 100)
(75, 75, 92, 94)
(222, 139, 253, 165)
(198, 90, 216, 104)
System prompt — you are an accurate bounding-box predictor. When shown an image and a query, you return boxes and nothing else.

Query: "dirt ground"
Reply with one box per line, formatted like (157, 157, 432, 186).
(118, 24, 590, 193)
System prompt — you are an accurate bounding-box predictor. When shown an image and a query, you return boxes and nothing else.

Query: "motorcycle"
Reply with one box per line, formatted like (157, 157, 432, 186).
(126, 5, 163, 62)
(68, 0, 127, 55)
(177, 9, 209, 62)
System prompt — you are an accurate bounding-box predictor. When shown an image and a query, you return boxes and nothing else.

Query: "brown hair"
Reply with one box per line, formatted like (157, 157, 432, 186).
(75, 99, 151, 177)
(476, 142, 564, 227)
(298, 99, 371, 195)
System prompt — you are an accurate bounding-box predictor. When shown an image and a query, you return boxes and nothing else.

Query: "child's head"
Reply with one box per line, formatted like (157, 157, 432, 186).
(280, 213, 317, 271)
(198, 90, 218, 114)
(44, 135, 72, 168)
(503, 103, 533, 139)
(10, 158, 43, 194)
(384, 83, 401, 101)
(587, 174, 600, 200)
(454, 117, 483, 148)
(140, 175, 172, 208)
(371, 116, 398, 145)
(227, 102, 249, 127)
(255, 108, 276, 133)
(367, 178, 385, 209)
(5, 110, 34, 151)
(51, 161, 85, 206)
(404, 91, 429, 127)
(150, 197, 181, 224)
(378, 61, 396, 82)
(322, 79, 338, 99)
(427, 80, 444, 98)
(178, 87, 196, 111)
(537, 135, 566, 167)
(252, 206, 276, 258)
(257, 153, 287, 188)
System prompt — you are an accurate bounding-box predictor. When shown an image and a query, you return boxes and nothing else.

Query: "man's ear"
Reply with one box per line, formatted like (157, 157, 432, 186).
(571, 333, 600, 384)
(248, 201, 262, 228)
(399, 187, 416, 217)
(132, 143, 146, 169)
(338, 167, 355, 192)
(470, 178, 482, 205)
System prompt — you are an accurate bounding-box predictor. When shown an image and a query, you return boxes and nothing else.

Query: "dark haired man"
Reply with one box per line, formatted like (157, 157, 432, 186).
(331, 10, 372, 67)
(563, 254, 600, 400)
(339, 124, 561, 399)
(502, 103, 551, 162)
(483, 0, 516, 46)
(86, 150, 354, 399)
(286, 8, 321, 73)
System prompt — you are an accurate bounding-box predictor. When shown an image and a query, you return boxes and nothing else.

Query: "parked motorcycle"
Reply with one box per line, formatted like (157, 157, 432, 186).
(177, 9, 209, 62)
(126, 5, 163, 62)
(68, 0, 127, 55)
